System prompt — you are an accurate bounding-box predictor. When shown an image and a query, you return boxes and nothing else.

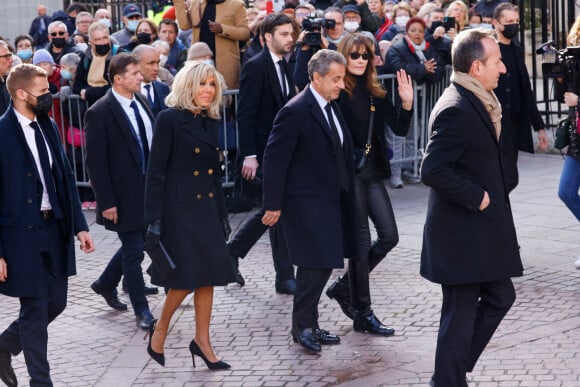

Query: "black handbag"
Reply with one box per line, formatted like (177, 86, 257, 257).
(554, 114, 574, 150)
(146, 241, 177, 281)
(354, 96, 375, 172)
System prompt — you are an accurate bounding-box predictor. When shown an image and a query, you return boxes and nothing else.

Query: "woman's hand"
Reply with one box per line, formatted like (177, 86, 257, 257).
(564, 92, 579, 108)
(424, 58, 437, 74)
(397, 69, 413, 111)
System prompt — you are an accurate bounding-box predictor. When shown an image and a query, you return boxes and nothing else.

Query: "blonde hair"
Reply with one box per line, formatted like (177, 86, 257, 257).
(445, 0, 468, 30)
(569, 16, 580, 46)
(6, 63, 47, 98)
(165, 61, 222, 119)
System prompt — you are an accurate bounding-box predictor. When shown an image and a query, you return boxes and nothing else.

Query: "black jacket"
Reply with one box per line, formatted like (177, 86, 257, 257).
(384, 38, 447, 84)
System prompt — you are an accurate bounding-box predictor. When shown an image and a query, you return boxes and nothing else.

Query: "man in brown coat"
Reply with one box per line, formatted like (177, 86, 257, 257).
(174, 0, 250, 89)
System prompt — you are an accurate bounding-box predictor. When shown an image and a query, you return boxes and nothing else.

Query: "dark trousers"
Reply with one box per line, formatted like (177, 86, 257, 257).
(228, 208, 294, 281)
(0, 216, 67, 387)
(293, 267, 332, 331)
(344, 176, 399, 311)
(97, 229, 148, 316)
(501, 113, 520, 193)
(433, 279, 516, 386)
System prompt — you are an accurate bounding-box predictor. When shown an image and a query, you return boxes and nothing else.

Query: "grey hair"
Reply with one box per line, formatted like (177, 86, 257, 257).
(151, 40, 170, 51)
(48, 21, 67, 34)
(60, 53, 81, 68)
(88, 22, 110, 38)
(308, 49, 346, 80)
(76, 11, 93, 23)
(452, 28, 497, 73)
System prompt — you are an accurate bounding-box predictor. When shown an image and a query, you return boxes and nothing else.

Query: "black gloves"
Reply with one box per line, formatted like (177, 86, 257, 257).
(222, 217, 231, 240)
(144, 220, 161, 251)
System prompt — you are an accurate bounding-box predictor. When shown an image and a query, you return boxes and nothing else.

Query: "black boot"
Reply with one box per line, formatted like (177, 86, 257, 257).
(230, 256, 245, 286)
(325, 276, 353, 319)
(353, 307, 395, 336)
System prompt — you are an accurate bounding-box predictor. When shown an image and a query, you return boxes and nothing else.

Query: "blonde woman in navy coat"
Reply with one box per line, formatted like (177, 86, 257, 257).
(144, 62, 235, 370)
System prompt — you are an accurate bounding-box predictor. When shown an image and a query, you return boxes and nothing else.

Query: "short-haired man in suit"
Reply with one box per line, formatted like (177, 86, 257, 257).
(227, 13, 297, 294)
(0, 41, 12, 116)
(420, 29, 523, 386)
(85, 53, 156, 331)
(262, 49, 357, 352)
(133, 44, 170, 117)
(0, 63, 94, 387)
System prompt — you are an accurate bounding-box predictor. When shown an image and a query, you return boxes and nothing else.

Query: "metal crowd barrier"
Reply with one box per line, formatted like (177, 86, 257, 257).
(51, 71, 451, 191)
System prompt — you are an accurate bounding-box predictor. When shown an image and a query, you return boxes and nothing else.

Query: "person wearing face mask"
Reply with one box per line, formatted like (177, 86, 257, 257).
(332, 0, 380, 33)
(95, 8, 113, 33)
(492, 3, 548, 192)
(14, 35, 35, 64)
(112, 4, 144, 47)
(45, 21, 80, 64)
(151, 40, 175, 88)
(73, 22, 125, 106)
(0, 62, 94, 387)
(379, 2, 412, 42)
(342, 5, 363, 34)
(124, 19, 159, 52)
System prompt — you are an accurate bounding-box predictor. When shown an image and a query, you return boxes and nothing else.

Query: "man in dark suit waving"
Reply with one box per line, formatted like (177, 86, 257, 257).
(228, 13, 296, 293)
(0, 63, 94, 387)
(262, 49, 356, 352)
(420, 29, 523, 386)
(85, 53, 155, 331)
(133, 44, 170, 118)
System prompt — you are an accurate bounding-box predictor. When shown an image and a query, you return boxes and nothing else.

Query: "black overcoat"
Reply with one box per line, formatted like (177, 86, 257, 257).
(145, 108, 235, 288)
(420, 83, 523, 285)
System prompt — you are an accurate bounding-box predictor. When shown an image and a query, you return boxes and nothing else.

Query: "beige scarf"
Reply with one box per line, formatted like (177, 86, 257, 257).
(451, 71, 502, 141)
(87, 51, 108, 88)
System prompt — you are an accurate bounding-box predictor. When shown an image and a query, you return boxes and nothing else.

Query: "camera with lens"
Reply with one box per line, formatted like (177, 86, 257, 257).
(538, 40, 580, 100)
(301, 17, 336, 47)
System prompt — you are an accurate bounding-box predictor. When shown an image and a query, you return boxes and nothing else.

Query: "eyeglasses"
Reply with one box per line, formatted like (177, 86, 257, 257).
(0, 54, 11, 59)
(349, 52, 370, 60)
(50, 31, 66, 37)
(295, 12, 310, 17)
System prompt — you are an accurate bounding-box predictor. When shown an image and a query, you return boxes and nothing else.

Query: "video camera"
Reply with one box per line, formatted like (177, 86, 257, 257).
(301, 16, 336, 47)
(538, 40, 580, 95)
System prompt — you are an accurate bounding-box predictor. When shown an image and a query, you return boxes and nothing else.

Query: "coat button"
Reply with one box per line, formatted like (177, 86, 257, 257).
(194, 147, 201, 154)
(27, 198, 32, 204)
(27, 172, 32, 177)
(27, 225, 33, 229)
(196, 194, 202, 200)
(208, 192, 214, 198)
(208, 169, 213, 175)
(215, 147, 219, 151)
(193, 170, 199, 176)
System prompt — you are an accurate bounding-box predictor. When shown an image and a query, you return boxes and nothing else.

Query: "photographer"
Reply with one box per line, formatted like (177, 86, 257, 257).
(556, 17, 580, 248)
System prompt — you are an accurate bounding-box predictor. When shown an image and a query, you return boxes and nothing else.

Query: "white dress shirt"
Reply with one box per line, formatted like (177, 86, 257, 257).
(111, 88, 153, 148)
(141, 82, 155, 104)
(309, 85, 344, 144)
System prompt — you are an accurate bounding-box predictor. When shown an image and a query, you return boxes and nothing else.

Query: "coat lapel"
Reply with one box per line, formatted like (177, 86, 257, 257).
(105, 91, 143, 167)
(263, 49, 285, 108)
(177, 109, 219, 148)
(455, 84, 498, 143)
(6, 107, 42, 183)
(304, 87, 336, 147)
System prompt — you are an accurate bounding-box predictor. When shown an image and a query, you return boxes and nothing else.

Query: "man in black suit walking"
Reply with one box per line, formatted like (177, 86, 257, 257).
(85, 53, 155, 330)
(133, 44, 170, 118)
(420, 29, 524, 386)
(228, 13, 296, 294)
(262, 49, 356, 352)
(0, 63, 94, 387)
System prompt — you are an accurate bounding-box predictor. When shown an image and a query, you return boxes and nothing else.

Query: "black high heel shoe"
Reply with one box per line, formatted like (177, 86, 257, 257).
(188, 339, 230, 370)
(146, 320, 165, 366)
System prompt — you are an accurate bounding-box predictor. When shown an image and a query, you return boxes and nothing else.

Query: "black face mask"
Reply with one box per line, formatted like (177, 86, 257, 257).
(94, 43, 110, 56)
(502, 23, 518, 39)
(26, 91, 53, 115)
(52, 37, 66, 49)
(136, 32, 152, 44)
(430, 20, 443, 33)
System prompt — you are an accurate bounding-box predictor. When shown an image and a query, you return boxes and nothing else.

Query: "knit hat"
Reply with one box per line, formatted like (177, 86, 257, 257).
(32, 49, 55, 66)
(187, 42, 213, 60)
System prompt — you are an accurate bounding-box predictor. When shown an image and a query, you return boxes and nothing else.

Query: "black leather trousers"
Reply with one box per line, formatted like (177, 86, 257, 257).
(341, 175, 399, 312)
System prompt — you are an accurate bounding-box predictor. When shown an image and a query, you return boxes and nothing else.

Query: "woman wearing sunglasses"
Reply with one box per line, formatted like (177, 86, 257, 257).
(325, 33, 413, 336)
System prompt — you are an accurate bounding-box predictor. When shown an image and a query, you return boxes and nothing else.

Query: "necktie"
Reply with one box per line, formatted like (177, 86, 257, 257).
(30, 121, 62, 218)
(143, 84, 154, 109)
(324, 103, 349, 191)
(277, 59, 288, 100)
(130, 100, 150, 172)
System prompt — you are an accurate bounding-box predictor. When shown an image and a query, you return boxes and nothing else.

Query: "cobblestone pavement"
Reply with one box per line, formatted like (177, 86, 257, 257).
(2, 153, 580, 386)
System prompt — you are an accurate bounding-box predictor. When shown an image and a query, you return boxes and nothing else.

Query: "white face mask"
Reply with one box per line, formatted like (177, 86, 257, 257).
(396, 15, 409, 28)
(159, 55, 168, 67)
(201, 59, 215, 67)
(76, 42, 88, 52)
(344, 21, 360, 33)
(98, 18, 111, 29)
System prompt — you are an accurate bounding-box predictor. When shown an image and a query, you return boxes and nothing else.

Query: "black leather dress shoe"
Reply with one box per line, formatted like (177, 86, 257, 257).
(122, 279, 159, 295)
(275, 279, 296, 295)
(291, 328, 321, 352)
(230, 256, 245, 286)
(325, 278, 354, 319)
(353, 311, 395, 336)
(0, 350, 17, 387)
(313, 328, 340, 345)
(136, 310, 155, 330)
(91, 281, 128, 311)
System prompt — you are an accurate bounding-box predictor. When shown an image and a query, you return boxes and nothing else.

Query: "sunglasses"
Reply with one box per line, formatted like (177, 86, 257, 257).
(349, 52, 370, 60)
(50, 31, 66, 37)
